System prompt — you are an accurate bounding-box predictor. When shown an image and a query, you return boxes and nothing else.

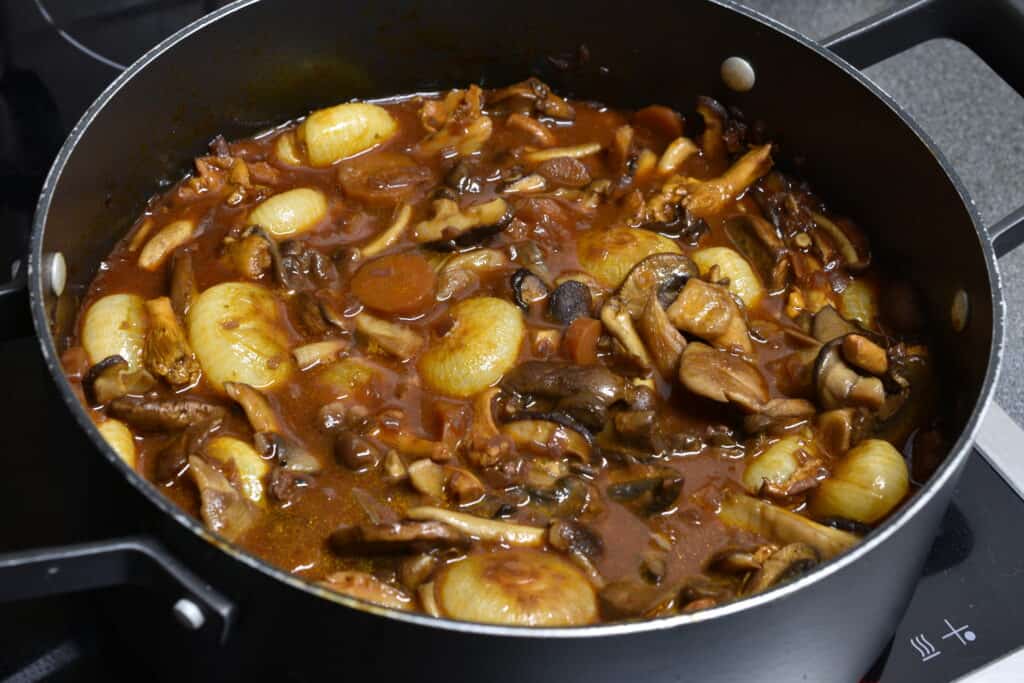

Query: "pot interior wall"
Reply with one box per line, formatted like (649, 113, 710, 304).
(40, 0, 992, 458)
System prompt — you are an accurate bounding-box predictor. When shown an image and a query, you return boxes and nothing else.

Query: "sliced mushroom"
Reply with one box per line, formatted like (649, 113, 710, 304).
(358, 204, 413, 259)
(684, 144, 773, 219)
(744, 543, 819, 595)
(412, 197, 509, 249)
(468, 387, 512, 467)
(501, 361, 636, 431)
(718, 490, 858, 559)
(329, 520, 468, 556)
(607, 473, 683, 515)
(334, 432, 382, 471)
(841, 334, 888, 376)
(224, 382, 280, 433)
(488, 78, 575, 120)
(815, 338, 886, 411)
(143, 297, 200, 387)
(548, 519, 603, 559)
(255, 432, 322, 474)
(170, 251, 198, 317)
(511, 268, 549, 309)
(320, 571, 413, 611)
(109, 396, 226, 431)
(667, 278, 752, 353)
(600, 297, 653, 368)
(406, 506, 545, 546)
(292, 339, 348, 370)
(155, 417, 222, 483)
(724, 214, 789, 290)
(742, 398, 817, 434)
(695, 96, 727, 162)
(617, 253, 700, 318)
(417, 85, 493, 157)
(435, 248, 509, 301)
(678, 342, 768, 413)
(501, 173, 547, 195)
(637, 293, 686, 378)
(502, 418, 592, 462)
(811, 305, 859, 343)
(188, 455, 257, 541)
(811, 211, 870, 271)
(83, 355, 156, 405)
(354, 312, 423, 362)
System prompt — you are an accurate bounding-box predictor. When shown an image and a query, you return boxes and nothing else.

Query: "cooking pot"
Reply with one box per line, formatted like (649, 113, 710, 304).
(2, 0, 1024, 680)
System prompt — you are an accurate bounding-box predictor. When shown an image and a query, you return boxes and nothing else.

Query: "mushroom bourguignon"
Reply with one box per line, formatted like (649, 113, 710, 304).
(65, 79, 941, 625)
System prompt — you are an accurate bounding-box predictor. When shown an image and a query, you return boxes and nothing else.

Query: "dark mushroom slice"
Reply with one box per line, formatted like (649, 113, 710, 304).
(511, 268, 550, 309)
(502, 415, 593, 462)
(254, 431, 322, 473)
(744, 543, 819, 595)
(810, 211, 870, 271)
(548, 280, 593, 324)
(267, 468, 316, 504)
(637, 292, 686, 378)
(277, 239, 338, 292)
(667, 278, 752, 353)
(811, 305, 859, 343)
(188, 455, 257, 542)
(678, 342, 769, 413)
(874, 347, 936, 445)
(155, 417, 222, 483)
(109, 396, 226, 431)
(224, 381, 280, 433)
(607, 474, 683, 516)
(501, 361, 635, 431)
(83, 354, 156, 405)
(334, 432, 382, 471)
(617, 253, 700, 318)
(169, 250, 198, 317)
(814, 338, 886, 411)
(329, 520, 469, 556)
(742, 398, 817, 434)
(413, 197, 510, 251)
(530, 475, 594, 519)
(724, 214, 789, 290)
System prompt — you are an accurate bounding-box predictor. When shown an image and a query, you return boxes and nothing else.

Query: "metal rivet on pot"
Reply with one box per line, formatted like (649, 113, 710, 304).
(721, 56, 755, 92)
(172, 597, 206, 630)
(43, 252, 67, 297)
(951, 289, 969, 332)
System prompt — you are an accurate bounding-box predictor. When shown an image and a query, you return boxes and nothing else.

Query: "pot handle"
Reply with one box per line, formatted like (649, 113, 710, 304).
(0, 258, 32, 341)
(0, 535, 235, 643)
(822, 0, 1024, 256)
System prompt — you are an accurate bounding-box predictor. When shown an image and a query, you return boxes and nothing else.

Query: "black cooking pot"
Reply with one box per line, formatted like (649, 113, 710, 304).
(2, 0, 1024, 680)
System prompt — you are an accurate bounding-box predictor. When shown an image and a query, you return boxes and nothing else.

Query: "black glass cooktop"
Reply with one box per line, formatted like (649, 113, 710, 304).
(2, 2, 1023, 681)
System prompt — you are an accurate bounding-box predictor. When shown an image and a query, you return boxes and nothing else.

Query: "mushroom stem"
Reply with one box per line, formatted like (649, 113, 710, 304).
(406, 507, 545, 546)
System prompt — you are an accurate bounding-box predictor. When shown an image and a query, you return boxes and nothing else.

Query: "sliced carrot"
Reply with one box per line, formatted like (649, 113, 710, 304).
(632, 105, 683, 141)
(564, 317, 602, 365)
(351, 252, 436, 315)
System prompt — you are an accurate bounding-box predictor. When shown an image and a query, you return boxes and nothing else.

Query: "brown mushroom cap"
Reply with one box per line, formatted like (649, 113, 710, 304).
(617, 253, 699, 318)
(678, 342, 769, 413)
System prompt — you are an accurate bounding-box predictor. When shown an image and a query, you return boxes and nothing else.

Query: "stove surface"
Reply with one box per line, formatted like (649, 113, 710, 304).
(2, 1, 1023, 681)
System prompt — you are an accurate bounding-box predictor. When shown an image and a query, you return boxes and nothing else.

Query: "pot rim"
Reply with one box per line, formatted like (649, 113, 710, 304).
(27, 0, 1004, 638)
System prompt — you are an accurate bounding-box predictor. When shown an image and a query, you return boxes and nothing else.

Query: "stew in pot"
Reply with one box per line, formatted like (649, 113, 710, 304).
(63, 79, 943, 625)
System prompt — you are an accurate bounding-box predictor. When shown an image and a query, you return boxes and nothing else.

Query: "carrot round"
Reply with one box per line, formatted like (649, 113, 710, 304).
(351, 252, 436, 315)
(564, 317, 602, 365)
